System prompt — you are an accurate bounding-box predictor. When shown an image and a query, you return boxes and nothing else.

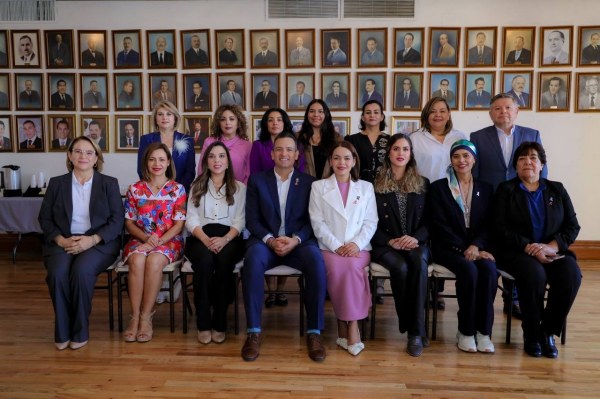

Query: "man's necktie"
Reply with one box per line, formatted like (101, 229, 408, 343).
(477, 92, 481, 97)
(442, 91, 447, 98)
(162, 92, 167, 100)
(403, 49, 408, 57)
(128, 138, 132, 147)
(405, 92, 409, 101)
(299, 95, 303, 106)
(438, 46, 443, 57)
(518, 95, 525, 106)
(591, 95, 595, 107)
(28, 140, 32, 147)
(61, 94, 65, 102)
(195, 95, 198, 103)
(553, 94, 558, 106)
(231, 92, 236, 102)
(159, 53, 164, 64)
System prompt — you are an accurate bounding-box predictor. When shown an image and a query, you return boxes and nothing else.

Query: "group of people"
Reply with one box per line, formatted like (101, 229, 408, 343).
(39, 94, 581, 364)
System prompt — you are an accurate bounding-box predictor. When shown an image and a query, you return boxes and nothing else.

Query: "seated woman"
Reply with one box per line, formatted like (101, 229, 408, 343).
(39, 136, 123, 350)
(371, 133, 430, 357)
(429, 140, 497, 353)
(493, 142, 581, 359)
(123, 142, 187, 343)
(185, 142, 246, 345)
(309, 141, 378, 356)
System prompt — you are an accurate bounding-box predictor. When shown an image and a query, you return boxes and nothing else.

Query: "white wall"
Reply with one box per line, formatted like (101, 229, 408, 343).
(2, 0, 599, 238)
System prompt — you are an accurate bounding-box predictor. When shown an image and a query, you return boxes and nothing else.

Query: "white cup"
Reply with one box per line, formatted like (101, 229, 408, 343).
(30, 174, 37, 188)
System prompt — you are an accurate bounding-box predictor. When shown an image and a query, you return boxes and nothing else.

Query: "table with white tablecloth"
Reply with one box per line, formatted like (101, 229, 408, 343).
(0, 197, 43, 262)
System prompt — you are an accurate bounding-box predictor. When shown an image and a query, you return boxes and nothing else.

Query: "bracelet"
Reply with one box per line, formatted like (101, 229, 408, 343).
(225, 235, 231, 242)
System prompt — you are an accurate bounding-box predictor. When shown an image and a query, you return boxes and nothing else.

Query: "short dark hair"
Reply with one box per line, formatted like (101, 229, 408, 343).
(474, 77, 485, 85)
(141, 142, 176, 181)
(56, 119, 69, 129)
(512, 141, 547, 169)
(273, 131, 297, 148)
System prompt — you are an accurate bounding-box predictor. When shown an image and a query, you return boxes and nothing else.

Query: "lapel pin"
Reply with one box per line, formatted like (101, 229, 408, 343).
(294, 177, 299, 186)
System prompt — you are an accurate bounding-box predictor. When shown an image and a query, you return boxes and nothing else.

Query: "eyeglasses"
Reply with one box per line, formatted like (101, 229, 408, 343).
(72, 149, 96, 157)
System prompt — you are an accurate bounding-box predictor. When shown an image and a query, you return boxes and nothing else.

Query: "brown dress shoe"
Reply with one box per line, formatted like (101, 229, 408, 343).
(241, 333, 261, 361)
(306, 333, 326, 362)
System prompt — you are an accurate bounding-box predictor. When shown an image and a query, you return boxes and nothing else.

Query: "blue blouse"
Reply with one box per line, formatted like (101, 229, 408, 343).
(519, 181, 547, 243)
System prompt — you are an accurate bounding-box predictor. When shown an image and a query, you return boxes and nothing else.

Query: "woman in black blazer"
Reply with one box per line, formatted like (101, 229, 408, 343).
(371, 133, 430, 357)
(39, 136, 124, 350)
(429, 140, 497, 354)
(493, 142, 581, 359)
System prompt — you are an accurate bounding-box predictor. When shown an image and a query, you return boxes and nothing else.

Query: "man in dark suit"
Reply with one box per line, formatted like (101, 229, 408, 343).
(506, 75, 530, 108)
(241, 132, 327, 362)
(396, 32, 421, 65)
(17, 35, 37, 66)
(505, 36, 532, 65)
(188, 81, 209, 110)
(50, 79, 74, 110)
(19, 119, 42, 150)
(467, 32, 494, 65)
(466, 77, 492, 108)
(83, 80, 106, 109)
(86, 120, 106, 151)
(150, 36, 174, 67)
(581, 32, 600, 64)
(0, 120, 11, 150)
(0, 50, 7, 66)
(0, 89, 8, 109)
(219, 37, 238, 65)
(360, 79, 383, 107)
(254, 80, 278, 109)
(81, 37, 105, 67)
(51, 119, 72, 150)
(324, 81, 348, 109)
(120, 122, 139, 148)
(395, 77, 420, 109)
(540, 77, 567, 109)
(49, 33, 71, 66)
(184, 34, 208, 66)
(189, 120, 206, 148)
(254, 37, 278, 66)
(19, 79, 42, 109)
(116, 36, 140, 67)
(432, 79, 456, 107)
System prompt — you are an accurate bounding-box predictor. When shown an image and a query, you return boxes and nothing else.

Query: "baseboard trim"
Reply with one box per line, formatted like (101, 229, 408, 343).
(570, 240, 600, 262)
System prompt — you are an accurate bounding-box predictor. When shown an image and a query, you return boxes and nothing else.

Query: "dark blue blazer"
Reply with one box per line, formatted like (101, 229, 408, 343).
(116, 49, 140, 66)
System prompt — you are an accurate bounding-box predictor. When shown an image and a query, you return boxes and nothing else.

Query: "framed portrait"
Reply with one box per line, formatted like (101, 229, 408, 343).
(537, 72, 570, 112)
(578, 26, 600, 66)
(394, 28, 424, 67)
(251, 115, 262, 142)
(78, 30, 107, 69)
(183, 73, 211, 112)
(47, 115, 75, 152)
(285, 29, 315, 68)
(149, 73, 178, 109)
(0, 30, 9, 68)
(0, 73, 11, 111)
(391, 116, 420, 135)
(429, 27, 460, 67)
(332, 117, 350, 138)
(251, 73, 280, 112)
(115, 116, 143, 152)
(16, 115, 44, 153)
(114, 73, 143, 111)
(80, 115, 109, 152)
(501, 71, 533, 110)
(181, 29, 210, 69)
(112, 30, 142, 69)
(183, 115, 211, 150)
(575, 73, 599, 113)
(429, 72, 460, 110)
(44, 30, 74, 68)
(502, 27, 535, 67)
(286, 73, 315, 111)
(540, 26, 573, 67)
(147, 30, 177, 69)
(80, 73, 108, 111)
(463, 71, 495, 110)
(250, 29, 280, 69)
(356, 72, 386, 110)
(15, 73, 43, 111)
(215, 29, 245, 68)
(393, 72, 423, 111)
(217, 73, 245, 109)
(290, 117, 303, 135)
(11, 30, 40, 68)
(464, 27, 497, 67)
(0, 116, 13, 152)
(48, 73, 76, 111)
(322, 73, 350, 111)
(357, 28, 387, 68)
(321, 29, 351, 68)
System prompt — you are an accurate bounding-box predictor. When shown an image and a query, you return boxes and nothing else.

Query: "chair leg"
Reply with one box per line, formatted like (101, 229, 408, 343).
(424, 276, 431, 338)
(107, 269, 114, 331)
(432, 277, 439, 340)
(234, 272, 240, 335)
(168, 271, 175, 333)
(117, 272, 125, 332)
(505, 279, 515, 345)
(299, 275, 305, 336)
(561, 319, 567, 345)
(181, 272, 188, 334)
(370, 277, 378, 339)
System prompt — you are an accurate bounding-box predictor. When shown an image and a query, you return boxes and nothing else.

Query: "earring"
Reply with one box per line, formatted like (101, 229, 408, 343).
(94, 163, 98, 168)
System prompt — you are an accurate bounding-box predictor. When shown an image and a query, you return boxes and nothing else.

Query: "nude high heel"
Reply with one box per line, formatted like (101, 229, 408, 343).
(136, 310, 156, 343)
(123, 314, 139, 342)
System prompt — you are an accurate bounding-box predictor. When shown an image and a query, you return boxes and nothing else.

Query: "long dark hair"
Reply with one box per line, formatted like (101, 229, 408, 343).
(189, 141, 238, 207)
(359, 99, 386, 131)
(141, 142, 176, 181)
(374, 133, 425, 194)
(297, 99, 337, 150)
(259, 108, 293, 142)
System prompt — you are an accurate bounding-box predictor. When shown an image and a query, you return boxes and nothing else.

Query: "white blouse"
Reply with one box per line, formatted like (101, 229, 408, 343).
(410, 128, 466, 182)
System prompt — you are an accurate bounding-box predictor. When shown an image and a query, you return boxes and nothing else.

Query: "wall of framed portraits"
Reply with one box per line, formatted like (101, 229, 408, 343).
(0, 0, 599, 239)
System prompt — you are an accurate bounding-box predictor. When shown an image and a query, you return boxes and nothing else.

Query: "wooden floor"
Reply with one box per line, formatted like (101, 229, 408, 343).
(1, 253, 599, 398)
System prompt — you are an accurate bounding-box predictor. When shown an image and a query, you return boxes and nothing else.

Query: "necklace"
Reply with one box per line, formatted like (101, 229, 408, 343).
(208, 183, 225, 200)
(149, 179, 167, 192)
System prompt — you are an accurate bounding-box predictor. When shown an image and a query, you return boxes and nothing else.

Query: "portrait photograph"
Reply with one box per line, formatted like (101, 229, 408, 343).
(540, 26, 573, 67)
(393, 72, 423, 111)
(78, 30, 107, 69)
(45, 30, 74, 68)
(322, 73, 350, 111)
(321, 29, 351, 68)
(48, 73, 76, 111)
(286, 73, 314, 111)
(0, 117, 13, 152)
(181, 29, 210, 69)
(578, 26, 600, 66)
(285, 29, 315, 68)
(81, 115, 109, 152)
(114, 73, 143, 111)
(0, 30, 9, 67)
(391, 116, 420, 135)
(463, 71, 495, 110)
(332, 117, 350, 138)
(80, 73, 108, 111)
(0, 73, 10, 111)
(149, 73, 177, 109)
(537, 72, 570, 112)
(183, 73, 211, 112)
(112, 30, 142, 69)
(215, 29, 245, 68)
(115, 116, 142, 152)
(251, 73, 280, 112)
(250, 29, 280, 69)
(217, 73, 245, 109)
(183, 116, 211, 150)
(502, 27, 535, 67)
(394, 28, 424, 67)
(501, 71, 533, 110)
(15, 73, 43, 111)
(47, 115, 75, 152)
(430, 72, 460, 110)
(251, 115, 262, 142)
(575, 73, 599, 112)
(12, 30, 40, 68)
(358, 28, 387, 68)
(16, 115, 44, 153)
(429, 27, 460, 67)
(290, 117, 303, 135)
(356, 72, 386, 110)
(147, 30, 177, 69)
(464, 27, 497, 67)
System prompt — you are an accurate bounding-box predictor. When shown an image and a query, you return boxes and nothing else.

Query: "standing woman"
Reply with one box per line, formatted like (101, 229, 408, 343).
(186, 142, 246, 344)
(123, 142, 187, 342)
(309, 141, 378, 356)
(137, 100, 195, 193)
(198, 104, 252, 184)
(371, 133, 430, 357)
(39, 136, 123, 350)
(429, 140, 497, 353)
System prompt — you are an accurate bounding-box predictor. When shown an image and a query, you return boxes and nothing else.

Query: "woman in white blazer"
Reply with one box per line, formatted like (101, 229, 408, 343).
(309, 141, 378, 356)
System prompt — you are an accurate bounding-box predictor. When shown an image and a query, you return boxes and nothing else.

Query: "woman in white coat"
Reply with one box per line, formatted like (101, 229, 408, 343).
(309, 141, 378, 356)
